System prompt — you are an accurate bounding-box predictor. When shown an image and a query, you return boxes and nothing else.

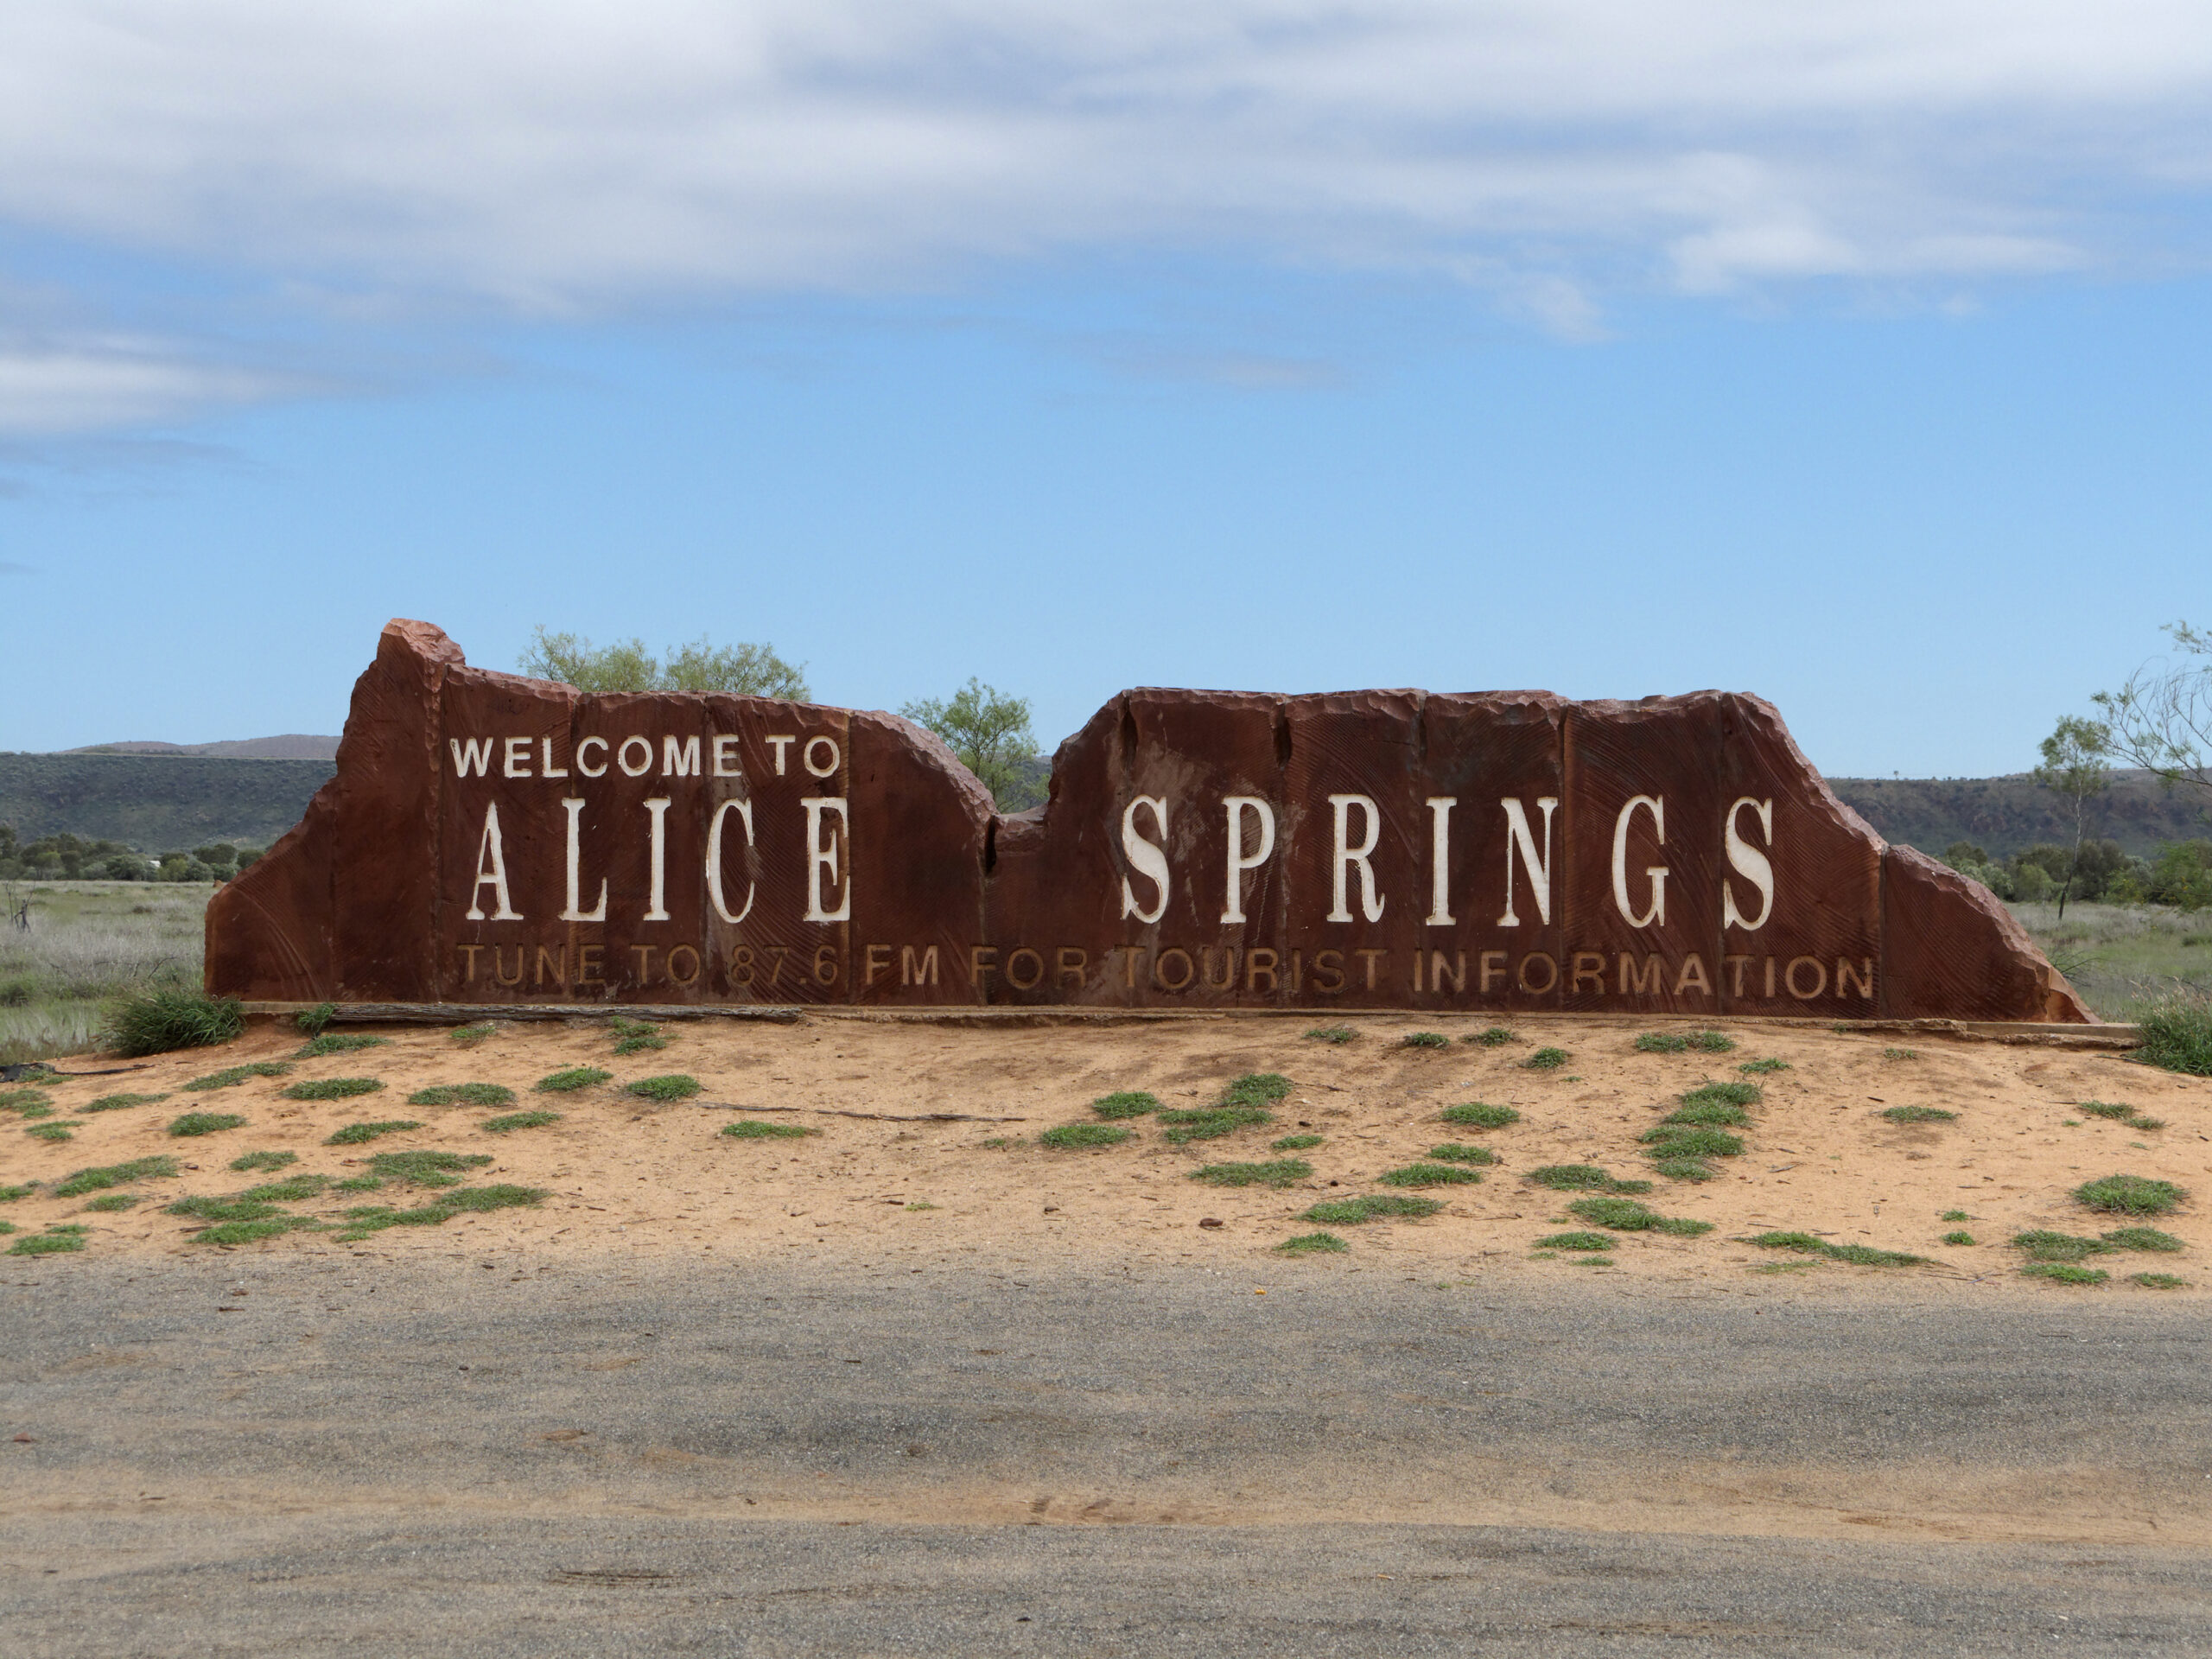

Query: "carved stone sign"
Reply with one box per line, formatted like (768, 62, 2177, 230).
(207, 620, 2089, 1022)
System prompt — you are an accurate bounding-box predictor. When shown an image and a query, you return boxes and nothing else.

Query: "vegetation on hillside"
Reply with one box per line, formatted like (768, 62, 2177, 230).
(0, 752, 329, 850)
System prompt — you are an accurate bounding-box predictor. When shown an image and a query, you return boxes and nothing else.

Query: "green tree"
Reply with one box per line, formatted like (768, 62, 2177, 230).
(900, 678, 1046, 810)
(2034, 715, 2111, 920)
(518, 627, 808, 700)
(2095, 621, 2212, 806)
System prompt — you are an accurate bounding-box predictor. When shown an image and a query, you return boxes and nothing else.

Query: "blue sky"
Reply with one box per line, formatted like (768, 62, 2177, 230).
(3, 3, 2210, 778)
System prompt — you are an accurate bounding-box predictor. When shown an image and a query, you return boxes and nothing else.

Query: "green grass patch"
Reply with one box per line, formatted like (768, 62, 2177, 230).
(293, 1033, 390, 1058)
(324, 1119, 423, 1145)
(1649, 1157, 1718, 1182)
(1465, 1027, 1516, 1046)
(295, 1001, 337, 1038)
(1525, 1046, 1568, 1070)
(1570, 1198, 1667, 1230)
(2101, 1226, 2185, 1252)
(2075, 1173, 2187, 1216)
(1040, 1122, 1131, 1149)
(1303, 1025, 1356, 1045)
(333, 1175, 382, 1192)
(1377, 1162, 1481, 1187)
(0, 1086, 53, 1114)
(1299, 1193, 1444, 1224)
(2132, 1272, 2188, 1288)
(1090, 1090, 1160, 1119)
(610, 1017, 668, 1056)
(1640, 1125, 1745, 1159)
(625, 1074, 700, 1102)
(408, 1083, 516, 1108)
(194, 1217, 319, 1246)
(1680, 1080, 1762, 1109)
(1942, 1230, 1976, 1246)
(82, 1091, 169, 1113)
(1221, 1072, 1292, 1107)
(1662, 1099, 1751, 1128)
(0, 1183, 36, 1201)
(242, 1173, 327, 1202)
(1747, 1230, 1921, 1265)
(53, 1155, 178, 1197)
(10, 1227, 87, 1255)
(2024, 1262, 2108, 1285)
(1271, 1134, 1324, 1151)
(721, 1119, 815, 1139)
(2011, 1230, 2110, 1262)
(1738, 1057, 1790, 1075)
(1880, 1105, 1956, 1123)
(1440, 1102, 1518, 1129)
(331, 1183, 548, 1241)
(1189, 1159, 1311, 1187)
(1424, 1142, 1496, 1166)
(168, 1192, 288, 1223)
(1534, 1230, 1613, 1251)
(1277, 1231, 1350, 1255)
(2134, 1001, 2212, 1077)
(1399, 1032, 1449, 1049)
(366, 1149, 493, 1188)
(182, 1062, 292, 1092)
(82, 1192, 141, 1211)
(1158, 1105, 1271, 1144)
(535, 1066, 612, 1093)
(1526, 1164, 1651, 1194)
(484, 1109, 562, 1133)
(1635, 1030, 1734, 1055)
(2077, 1100, 2138, 1121)
(105, 989, 245, 1057)
(24, 1121, 77, 1141)
(167, 1110, 246, 1136)
(1883, 1046, 1920, 1060)
(449, 1021, 498, 1047)
(228, 1149, 296, 1173)
(279, 1077, 384, 1102)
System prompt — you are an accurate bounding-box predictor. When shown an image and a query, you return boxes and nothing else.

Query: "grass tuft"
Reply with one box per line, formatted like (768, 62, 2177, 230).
(2024, 1262, 2108, 1285)
(1221, 1073, 1293, 1107)
(408, 1083, 516, 1108)
(2101, 1226, 2185, 1252)
(10, 1227, 88, 1255)
(194, 1217, 319, 1246)
(1524, 1046, 1568, 1070)
(1738, 1057, 1790, 1075)
(1090, 1090, 1160, 1119)
(1440, 1102, 1519, 1129)
(0, 1086, 53, 1115)
(1567, 1197, 1665, 1230)
(2132, 1272, 2188, 1288)
(449, 1022, 498, 1047)
(721, 1119, 815, 1139)
(1639, 1125, 1745, 1159)
(1680, 1080, 1762, 1109)
(105, 989, 245, 1057)
(1271, 1134, 1324, 1151)
(1534, 1231, 1614, 1251)
(324, 1119, 423, 1145)
(1424, 1142, 1497, 1166)
(1298, 1193, 1443, 1224)
(331, 1183, 547, 1241)
(53, 1155, 178, 1197)
(0, 1183, 37, 1201)
(296, 1001, 337, 1038)
(2076, 1100, 2138, 1121)
(1377, 1161, 1482, 1187)
(484, 1109, 562, 1133)
(1040, 1122, 1131, 1149)
(25, 1122, 77, 1141)
(1527, 1164, 1651, 1194)
(2134, 1001, 2212, 1077)
(83, 1192, 141, 1211)
(82, 1091, 168, 1113)
(2075, 1173, 2187, 1216)
(610, 1017, 668, 1056)
(1303, 1025, 1356, 1045)
(1942, 1210, 1973, 1221)
(1883, 1046, 1920, 1060)
(535, 1066, 612, 1094)
(1880, 1105, 1956, 1123)
(625, 1074, 701, 1102)
(182, 1062, 291, 1092)
(1942, 1230, 1976, 1246)
(1662, 1099, 1750, 1128)
(1277, 1231, 1350, 1255)
(167, 1111, 245, 1137)
(2011, 1230, 2110, 1262)
(280, 1077, 385, 1102)
(1399, 1032, 1449, 1049)
(366, 1149, 493, 1188)
(1465, 1027, 1516, 1046)
(229, 1150, 296, 1173)
(1157, 1105, 1271, 1144)
(1190, 1159, 1311, 1187)
(293, 1033, 390, 1058)
(1748, 1230, 1922, 1265)
(1635, 1031, 1689, 1052)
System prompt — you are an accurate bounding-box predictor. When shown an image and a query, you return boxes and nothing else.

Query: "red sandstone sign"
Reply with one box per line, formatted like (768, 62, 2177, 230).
(207, 620, 2088, 1022)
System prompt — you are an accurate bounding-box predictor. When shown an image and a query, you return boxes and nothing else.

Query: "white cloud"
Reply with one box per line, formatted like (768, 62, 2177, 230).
(0, 2, 2207, 311)
(0, 340, 293, 435)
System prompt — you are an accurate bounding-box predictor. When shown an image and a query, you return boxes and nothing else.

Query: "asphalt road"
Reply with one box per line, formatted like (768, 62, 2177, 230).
(4, 1254, 2209, 1656)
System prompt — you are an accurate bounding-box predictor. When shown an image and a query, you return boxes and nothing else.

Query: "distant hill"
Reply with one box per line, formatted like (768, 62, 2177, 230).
(67, 734, 340, 760)
(1827, 771, 2209, 859)
(0, 752, 334, 850)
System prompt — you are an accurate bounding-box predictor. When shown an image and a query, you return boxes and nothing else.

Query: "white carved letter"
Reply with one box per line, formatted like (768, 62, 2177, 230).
(1425, 797, 1456, 925)
(1220, 796, 1275, 925)
(559, 798, 607, 922)
(448, 737, 493, 778)
(464, 803, 521, 920)
(1611, 795, 1668, 929)
(803, 797, 849, 922)
(1327, 793, 1385, 924)
(642, 798, 671, 921)
(1722, 796, 1775, 931)
(1119, 796, 1170, 924)
(1497, 797, 1559, 927)
(706, 798, 756, 925)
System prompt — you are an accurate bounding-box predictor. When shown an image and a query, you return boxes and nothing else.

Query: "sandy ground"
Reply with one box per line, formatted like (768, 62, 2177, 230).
(6, 1011, 2208, 1289)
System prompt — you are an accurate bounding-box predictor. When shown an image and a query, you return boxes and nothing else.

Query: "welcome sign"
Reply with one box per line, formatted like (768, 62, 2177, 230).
(207, 620, 2087, 1022)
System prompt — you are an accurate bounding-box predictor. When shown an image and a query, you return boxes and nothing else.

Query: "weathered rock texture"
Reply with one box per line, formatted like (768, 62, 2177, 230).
(207, 620, 2090, 1021)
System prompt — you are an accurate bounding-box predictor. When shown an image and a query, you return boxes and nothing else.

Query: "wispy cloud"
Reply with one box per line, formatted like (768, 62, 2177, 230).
(0, 340, 296, 436)
(0, 3, 2206, 331)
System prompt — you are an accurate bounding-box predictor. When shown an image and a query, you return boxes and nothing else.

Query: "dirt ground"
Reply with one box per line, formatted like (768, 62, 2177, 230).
(6, 1011, 2206, 1290)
